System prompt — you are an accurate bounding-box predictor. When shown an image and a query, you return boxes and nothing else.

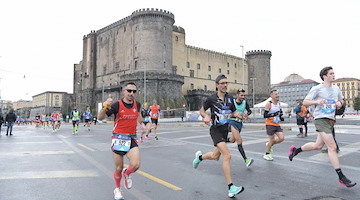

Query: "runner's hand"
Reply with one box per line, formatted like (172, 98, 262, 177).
(203, 115, 211, 125)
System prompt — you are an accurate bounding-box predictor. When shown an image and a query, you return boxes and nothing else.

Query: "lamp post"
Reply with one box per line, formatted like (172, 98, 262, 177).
(250, 77, 256, 108)
(240, 45, 245, 88)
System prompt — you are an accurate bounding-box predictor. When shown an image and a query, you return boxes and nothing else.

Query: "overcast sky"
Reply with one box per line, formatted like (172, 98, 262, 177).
(1, 0, 359, 101)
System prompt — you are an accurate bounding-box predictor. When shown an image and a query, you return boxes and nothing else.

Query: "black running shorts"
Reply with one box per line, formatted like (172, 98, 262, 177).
(210, 125, 229, 146)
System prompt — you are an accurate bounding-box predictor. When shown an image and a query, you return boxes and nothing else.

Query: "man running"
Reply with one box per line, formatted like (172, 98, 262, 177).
(192, 74, 245, 198)
(50, 111, 58, 133)
(263, 89, 285, 161)
(149, 99, 160, 140)
(228, 88, 254, 167)
(288, 66, 356, 188)
(70, 107, 80, 135)
(97, 82, 146, 200)
(83, 106, 92, 131)
(294, 99, 308, 137)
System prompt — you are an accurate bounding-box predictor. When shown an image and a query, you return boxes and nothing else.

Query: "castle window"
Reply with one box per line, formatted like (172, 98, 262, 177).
(235, 80, 237, 83)
(235, 63, 237, 68)
(186, 62, 190, 68)
(197, 64, 200, 69)
(103, 65, 107, 75)
(227, 70, 230, 75)
(134, 61, 138, 70)
(208, 75, 211, 80)
(164, 61, 166, 68)
(175, 36, 178, 41)
(219, 68, 222, 73)
(115, 62, 120, 72)
(190, 83, 194, 90)
(172, 66, 177, 74)
(204, 85, 207, 91)
(227, 62, 229, 67)
(190, 70, 194, 78)
(124, 26, 126, 32)
(208, 66, 211, 71)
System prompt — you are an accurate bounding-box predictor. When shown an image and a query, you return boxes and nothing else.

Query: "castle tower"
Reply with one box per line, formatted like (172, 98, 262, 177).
(246, 50, 272, 105)
(131, 8, 174, 73)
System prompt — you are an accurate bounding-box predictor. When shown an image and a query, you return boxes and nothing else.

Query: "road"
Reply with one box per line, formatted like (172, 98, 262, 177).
(0, 120, 359, 200)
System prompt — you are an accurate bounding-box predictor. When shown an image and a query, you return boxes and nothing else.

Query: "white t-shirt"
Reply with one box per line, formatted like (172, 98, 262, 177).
(305, 84, 343, 120)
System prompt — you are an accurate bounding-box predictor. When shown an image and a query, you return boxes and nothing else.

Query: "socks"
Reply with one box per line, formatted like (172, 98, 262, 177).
(335, 168, 345, 180)
(237, 144, 247, 160)
(113, 171, 121, 188)
(125, 166, 135, 176)
(228, 183, 233, 189)
(299, 128, 303, 134)
(199, 155, 203, 161)
(294, 147, 303, 156)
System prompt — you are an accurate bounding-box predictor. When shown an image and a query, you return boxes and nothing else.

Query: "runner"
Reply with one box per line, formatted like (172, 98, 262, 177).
(149, 100, 160, 140)
(34, 113, 41, 128)
(293, 99, 308, 137)
(83, 106, 92, 131)
(192, 74, 245, 198)
(41, 113, 47, 129)
(263, 89, 285, 161)
(228, 88, 254, 167)
(50, 111, 58, 133)
(97, 82, 146, 200)
(70, 107, 80, 135)
(139, 102, 151, 142)
(56, 111, 62, 131)
(288, 66, 356, 188)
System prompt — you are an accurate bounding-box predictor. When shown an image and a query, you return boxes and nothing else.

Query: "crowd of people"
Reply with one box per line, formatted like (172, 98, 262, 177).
(0, 66, 356, 199)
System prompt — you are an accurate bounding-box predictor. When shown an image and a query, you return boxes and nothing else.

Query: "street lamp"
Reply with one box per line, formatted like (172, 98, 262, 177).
(250, 77, 256, 108)
(240, 45, 245, 88)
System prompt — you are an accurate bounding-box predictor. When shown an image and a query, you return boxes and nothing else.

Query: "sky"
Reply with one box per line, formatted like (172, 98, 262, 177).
(0, 0, 359, 101)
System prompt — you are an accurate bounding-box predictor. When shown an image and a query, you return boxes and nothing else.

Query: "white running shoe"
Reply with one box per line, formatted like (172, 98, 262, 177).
(122, 168, 132, 189)
(113, 188, 124, 200)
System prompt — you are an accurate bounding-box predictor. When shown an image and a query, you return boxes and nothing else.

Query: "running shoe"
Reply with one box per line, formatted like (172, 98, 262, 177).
(192, 151, 202, 169)
(228, 185, 244, 198)
(122, 168, 132, 189)
(145, 135, 150, 140)
(245, 158, 254, 167)
(263, 154, 274, 161)
(155, 136, 158, 140)
(289, 145, 296, 161)
(265, 142, 274, 154)
(339, 177, 357, 188)
(139, 137, 144, 143)
(113, 188, 124, 200)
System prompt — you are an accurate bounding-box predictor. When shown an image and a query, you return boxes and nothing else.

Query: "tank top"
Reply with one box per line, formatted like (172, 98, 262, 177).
(113, 100, 139, 134)
(230, 99, 246, 122)
(265, 101, 281, 126)
(150, 105, 160, 119)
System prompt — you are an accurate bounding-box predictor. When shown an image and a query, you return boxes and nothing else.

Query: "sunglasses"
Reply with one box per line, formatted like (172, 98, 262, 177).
(238, 89, 245, 93)
(126, 89, 137, 94)
(218, 82, 228, 85)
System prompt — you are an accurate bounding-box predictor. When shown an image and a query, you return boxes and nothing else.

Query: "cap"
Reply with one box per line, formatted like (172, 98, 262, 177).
(237, 88, 245, 94)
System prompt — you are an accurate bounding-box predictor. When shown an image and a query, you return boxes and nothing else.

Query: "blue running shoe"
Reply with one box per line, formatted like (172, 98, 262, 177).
(228, 185, 245, 198)
(192, 151, 202, 169)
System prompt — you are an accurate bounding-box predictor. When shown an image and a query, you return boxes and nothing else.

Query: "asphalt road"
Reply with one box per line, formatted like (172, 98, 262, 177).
(0, 120, 359, 200)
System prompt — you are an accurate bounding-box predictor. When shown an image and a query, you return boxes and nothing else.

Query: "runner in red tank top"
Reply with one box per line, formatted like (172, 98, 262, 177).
(97, 82, 146, 200)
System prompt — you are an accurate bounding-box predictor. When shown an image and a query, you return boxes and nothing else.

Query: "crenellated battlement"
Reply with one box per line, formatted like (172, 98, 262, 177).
(186, 45, 242, 59)
(96, 8, 174, 35)
(246, 50, 272, 56)
(173, 25, 185, 34)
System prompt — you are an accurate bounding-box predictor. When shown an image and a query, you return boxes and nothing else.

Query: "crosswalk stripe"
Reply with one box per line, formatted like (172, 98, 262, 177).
(0, 170, 98, 180)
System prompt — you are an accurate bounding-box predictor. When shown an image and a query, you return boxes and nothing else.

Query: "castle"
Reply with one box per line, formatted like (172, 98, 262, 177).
(74, 8, 272, 111)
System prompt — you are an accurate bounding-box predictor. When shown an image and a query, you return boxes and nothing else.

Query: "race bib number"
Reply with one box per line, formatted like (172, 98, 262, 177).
(153, 113, 158, 118)
(322, 99, 336, 114)
(144, 116, 150, 122)
(111, 134, 131, 152)
(273, 116, 280, 123)
(219, 106, 232, 124)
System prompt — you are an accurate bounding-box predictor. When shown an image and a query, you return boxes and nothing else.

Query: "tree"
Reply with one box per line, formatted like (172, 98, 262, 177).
(354, 96, 360, 114)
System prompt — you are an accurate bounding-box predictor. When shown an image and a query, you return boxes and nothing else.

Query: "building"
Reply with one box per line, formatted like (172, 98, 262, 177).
(13, 100, 32, 119)
(30, 91, 72, 117)
(333, 78, 360, 110)
(74, 8, 271, 111)
(272, 73, 319, 109)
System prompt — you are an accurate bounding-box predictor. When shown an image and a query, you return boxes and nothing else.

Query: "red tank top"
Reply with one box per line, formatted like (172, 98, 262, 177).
(150, 105, 160, 119)
(113, 100, 139, 134)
